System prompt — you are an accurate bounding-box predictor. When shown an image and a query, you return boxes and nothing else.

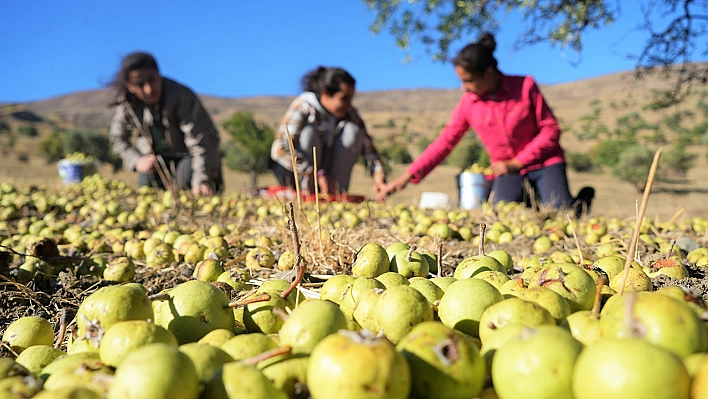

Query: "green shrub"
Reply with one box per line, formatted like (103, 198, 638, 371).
(591, 137, 638, 168)
(416, 136, 432, 154)
(38, 129, 66, 162)
(660, 144, 696, 177)
(379, 140, 412, 164)
(444, 134, 485, 169)
(17, 125, 38, 137)
(612, 145, 654, 191)
(221, 111, 275, 188)
(566, 151, 594, 173)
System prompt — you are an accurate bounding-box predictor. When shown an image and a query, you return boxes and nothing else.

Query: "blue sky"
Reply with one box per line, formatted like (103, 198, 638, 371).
(1, 0, 658, 102)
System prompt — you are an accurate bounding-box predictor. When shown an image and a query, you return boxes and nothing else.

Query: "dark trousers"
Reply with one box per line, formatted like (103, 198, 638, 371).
(138, 157, 223, 193)
(491, 163, 574, 209)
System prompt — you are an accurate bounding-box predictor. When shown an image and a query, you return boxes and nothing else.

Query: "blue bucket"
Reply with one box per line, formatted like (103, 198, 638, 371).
(58, 159, 98, 184)
(457, 172, 492, 209)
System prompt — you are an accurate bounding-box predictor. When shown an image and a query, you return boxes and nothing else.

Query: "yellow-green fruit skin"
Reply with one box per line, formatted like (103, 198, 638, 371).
(2, 316, 54, 354)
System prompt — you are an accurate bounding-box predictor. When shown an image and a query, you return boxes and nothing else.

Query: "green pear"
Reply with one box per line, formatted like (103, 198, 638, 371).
(429, 276, 456, 292)
(0, 375, 42, 398)
(408, 277, 444, 304)
(320, 274, 356, 304)
(279, 299, 348, 354)
(499, 278, 528, 298)
(493, 326, 583, 399)
(386, 242, 411, 261)
(178, 342, 233, 382)
(14, 345, 65, 375)
(396, 321, 486, 399)
(38, 352, 100, 379)
(0, 358, 28, 380)
(216, 268, 251, 291)
(256, 279, 305, 308)
(528, 263, 595, 312)
(479, 324, 526, 374)
(107, 343, 199, 399)
(307, 330, 411, 399)
(478, 298, 555, 343)
(257, 353, 309, 396)
(243, 290, 289, 334)
(98, 319, 177, 367)
(421, 251, 438, 275)
(609, 268, 652, 292)
(519, 286, 572, 324)
(203, 361, 288, 399)
(193, 258, 224, 282)
(33, 387, 101, 399)
(2, 316, 54, 354)
(437, 278, 503, 337)
(220, 333, 277, 362)
(573, 338, 690, 399)
(683, 352, 707, 377)
(352, 243, 390, 278)
(198, 329, 236, 347)
(453, 225, 505, 279)
(373, 285, 434, 343)
(155, 280, 235, 344)
(276, 250, 296, 271)
(339, 277, 386, 320)
(102, 257, 135, 282)
(375, 272, 410, 288)
(593, 255, 627, 279)
(390, 246, 429, 278)
(472, 270, 511, 290)
(487, 249, 514, 271)
(42, 358, 112, 395)
(352, 288, 384, 333)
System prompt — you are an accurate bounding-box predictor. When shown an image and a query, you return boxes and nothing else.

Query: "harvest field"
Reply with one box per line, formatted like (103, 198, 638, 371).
(1, 168, 708, 398)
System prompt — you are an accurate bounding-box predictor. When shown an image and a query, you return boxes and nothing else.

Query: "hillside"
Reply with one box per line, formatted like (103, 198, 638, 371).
(2, 68, 708, 220)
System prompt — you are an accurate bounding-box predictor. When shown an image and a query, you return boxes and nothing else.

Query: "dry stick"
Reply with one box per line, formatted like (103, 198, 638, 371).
(622, 292, 637, 337)
(436, 242, 443, 278)
(566, 215, 584, 264)
(148, 293, 171, 302)
(664, 208, 686, 232)
(240, 346, 292, 366)
(54, 309, 68, 349)
(313, 147, 323, 248)
(618, 148, 663, 296)
(590, 274, 608, 320)
(284, 125, 302, 211)
(634, 200, 641, 263)
(478, 223, 487, 256)
(281, 203, 305, 300)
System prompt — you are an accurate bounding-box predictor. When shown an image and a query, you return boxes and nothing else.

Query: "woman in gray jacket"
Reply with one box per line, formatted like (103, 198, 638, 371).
(109, 52, 223, 195)
(270, 66, 386, 196)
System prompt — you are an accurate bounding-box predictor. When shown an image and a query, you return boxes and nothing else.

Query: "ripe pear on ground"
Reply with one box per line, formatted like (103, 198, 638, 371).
(600, 291, 707, 358)
(107, 343, 199, 399)
(609, 267, 653, 292)
(375, 271, 409, 288)
(307, 330, 411, 399)
(258, 353, 309, 397)
(373, 285, 434, 343)
(243, 290, 289, 334)
(154, 280, 235, 344)
(38, 352, 100, 379)
(217, 268, 251, 291)
(353, 288, 384, 333)
(492, 325, 583, 399)
(454, 224, 506, 279)
(573, 338, 690, 399)
(479, 324, 526, 374)
(199, 328, 236, 347)
(277, 250, 296, 271)
(220, 333, 278, 361)
(76, 284, 153, 344)
(203, 361, 289, 399)
(561, 274, 606, 346)
(33, 387, 101, 399)
(594, 255, 628, 279)
(319, 274, 356, 304)
(98, 319, 178, 367)
(352, 242, 390, 278)
(245, 246, 275, 269)
(396, 321, 486, 399)
(14, 345, 65, 375)
(430, 276, 456, 292)
(499, 278, 527, 298)
(408, 277, 445, 304)
(519, 286, 571, 324)
(683, 352, 708, 377)
(644, 257, 689, 279)
(390, 245, 429, 278)
(0, 376, 42, 399)
(278, 299, 348, 354)
(2, 316, 54, 354)
(385, 242, 410, 261)
(339, 277, 386, 320)
(473, 270, 510, 290)
(478, 298, 555, 343)
(42, 359, 113, 395)
(255, 279, 306, 308)
(528, 263, 595, 312)
(437, 278, 503, 338)
(193, 258, 224, 282)
(487, 249, 513, 271)
(178, 342, 233, 382)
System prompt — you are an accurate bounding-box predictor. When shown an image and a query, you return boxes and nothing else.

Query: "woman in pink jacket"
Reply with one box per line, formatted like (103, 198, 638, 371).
(380, 33, 593, 215)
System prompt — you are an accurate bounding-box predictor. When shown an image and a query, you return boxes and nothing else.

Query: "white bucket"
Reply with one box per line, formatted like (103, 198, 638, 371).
(57, 159, 99, 185)
(457, 172, 492, 209)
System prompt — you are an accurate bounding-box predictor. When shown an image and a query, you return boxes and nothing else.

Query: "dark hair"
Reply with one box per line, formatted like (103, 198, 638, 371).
(453, 33, 498, 76)
(301, 67, 355, 98)
(111, 52, 159, 103)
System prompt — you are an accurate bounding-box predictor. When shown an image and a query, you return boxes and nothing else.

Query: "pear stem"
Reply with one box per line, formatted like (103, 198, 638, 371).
(589, 274, 607, 319)
(406, 245, 417, 262)
(618, 148, 662, 296)
(54, 308, 68, 350)
(227, 292, 271, 308)
(665, 238, 676, 260)
(240, 346, 292, 366)
(436, 242, 443, 278)
(148, 293, 171, 302)
(281, 203, 305, 301)
(478, 223, 487, 257)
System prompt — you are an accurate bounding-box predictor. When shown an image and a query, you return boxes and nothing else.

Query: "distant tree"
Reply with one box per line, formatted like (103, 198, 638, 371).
(17, 125, 38, 137)
(0, 120, 9, 134)
(221, 111, 275, 189)
(444, 134, 486, 170)
(566, 151, 595, 173)
(363, 0, 708, 103)
(612, 145, 654, 191)
(38, 129, 66, 162)
(415, 136, 432, 154)
(38, 127, 122, 168)
(591, 137, 638, 168)
(660, 144, 696, 177)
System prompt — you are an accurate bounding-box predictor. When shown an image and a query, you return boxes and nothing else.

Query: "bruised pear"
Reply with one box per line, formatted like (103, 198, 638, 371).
(437, 278, 503, 337)
(98, 319, 177, 367)
(203, 361, 288, 399)
(307, 330, 411, 399)
(319, 274, 356, 305)
(217, 268, 251, 291)
(492, 326, 582, 399)
(573, 338, 690, 399)
(609, 268, 653, 292)
(396, 321, 486, 399)
(245, 246, 276, 269)
(373, 285, 433, 343)
(2, 316, 54, 354)
(352, 243, 390, 278)
(279, 299, 348, 354)
(76, 284, 153, 345)
(107, 343, 199, 399)
(644, 257, 689, 280)
(154, 280, 235, 344)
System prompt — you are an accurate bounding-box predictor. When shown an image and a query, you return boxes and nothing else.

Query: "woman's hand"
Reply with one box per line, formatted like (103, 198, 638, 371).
(491, 159, 523, 175)
(377, 172, 412, 201)
(194, 183, 213, 196)
(135, 155, 157, 173)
